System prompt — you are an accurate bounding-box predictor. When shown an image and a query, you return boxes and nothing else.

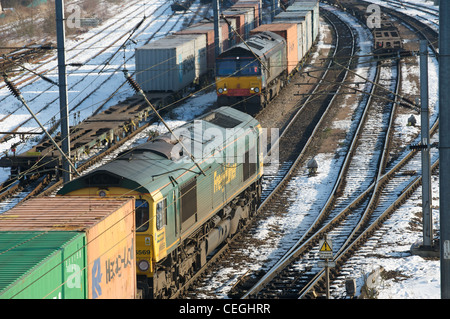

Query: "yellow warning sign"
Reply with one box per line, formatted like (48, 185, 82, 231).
(320, 241, 332, 252)
(319, 237, 333, 259)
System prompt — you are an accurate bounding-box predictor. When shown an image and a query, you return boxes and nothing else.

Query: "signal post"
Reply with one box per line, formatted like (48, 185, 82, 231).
(318, 235, 334, 299)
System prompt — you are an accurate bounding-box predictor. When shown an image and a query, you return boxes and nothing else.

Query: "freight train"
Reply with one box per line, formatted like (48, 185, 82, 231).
(215, 0, 319, 112)
(372, 16, 403, 55)
(135, 0, 262, 95)
(56, 106, 264, 299)
(136, 0, 320, 113)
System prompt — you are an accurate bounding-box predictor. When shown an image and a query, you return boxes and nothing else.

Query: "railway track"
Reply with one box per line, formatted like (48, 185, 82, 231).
(238, 45, 401, 299)
(0, 0, 439, 300)
(173, 6, 360, 298)
(0, 0, 215, 165)
(233, 2, 439, 299)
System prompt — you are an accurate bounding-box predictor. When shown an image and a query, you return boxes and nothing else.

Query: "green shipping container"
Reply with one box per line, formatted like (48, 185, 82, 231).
(0, 231, 87, 299)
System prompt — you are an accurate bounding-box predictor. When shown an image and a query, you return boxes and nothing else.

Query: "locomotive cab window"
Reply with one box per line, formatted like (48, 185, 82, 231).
(217, 59, 237, 76)
(217, 58, 260, 76)
(136, 199, 150, 232)
(241, 60, 260, 76)
(156, 199, 167, 230)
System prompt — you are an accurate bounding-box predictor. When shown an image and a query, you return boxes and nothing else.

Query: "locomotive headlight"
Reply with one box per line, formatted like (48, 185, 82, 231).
(138, 260, 150, 272)
(218, 88, 224, 94)
(254, 87, 259, 93)
(98, 189, 108, 197)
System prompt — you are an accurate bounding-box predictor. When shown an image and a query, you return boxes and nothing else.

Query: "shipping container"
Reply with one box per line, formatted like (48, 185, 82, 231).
(225, 7, 255, 38)
(221, 12, 244, 45)
(250, 23, 299, 74)
(272, 16, 307, 62)
(0, 231, 87, 299)
(238, 0, 262, 26)
(174, 21, 229, 71)
(135, 34, 207, 92)
(274, 11, 312, 53)
(232, 1, 260, 27)
(287, 1, 319, 42)
(0, 197, 136, 299)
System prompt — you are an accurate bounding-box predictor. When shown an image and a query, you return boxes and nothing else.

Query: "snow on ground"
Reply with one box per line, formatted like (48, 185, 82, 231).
(0, 0, 207, 182)
(326, 0, 441, 298)
(0, 0, 444, 299)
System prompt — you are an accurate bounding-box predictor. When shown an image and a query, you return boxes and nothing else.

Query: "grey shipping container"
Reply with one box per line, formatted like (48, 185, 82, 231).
(135, 34, 207, 92)
(287, 1, 319, 42)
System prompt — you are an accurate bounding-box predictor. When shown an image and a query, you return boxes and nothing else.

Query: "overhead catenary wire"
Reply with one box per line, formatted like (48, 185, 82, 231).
(0, 2, 354, 298)
(0, 0, 440, 300)
(2, 74, 80, 177)
(123, 69, 206, 176)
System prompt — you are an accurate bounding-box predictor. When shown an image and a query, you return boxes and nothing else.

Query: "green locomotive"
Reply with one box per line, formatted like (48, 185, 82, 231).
(58, 107, 263, 298)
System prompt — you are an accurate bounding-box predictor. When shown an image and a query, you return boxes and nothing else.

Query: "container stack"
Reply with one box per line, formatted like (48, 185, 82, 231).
(0, 197, 136, 299)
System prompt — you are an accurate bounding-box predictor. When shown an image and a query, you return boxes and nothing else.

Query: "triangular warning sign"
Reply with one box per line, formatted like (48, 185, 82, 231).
(320, 240, 332, 252)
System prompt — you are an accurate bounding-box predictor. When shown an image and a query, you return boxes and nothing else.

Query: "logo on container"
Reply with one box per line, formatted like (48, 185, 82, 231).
(91, 240, 135, 299)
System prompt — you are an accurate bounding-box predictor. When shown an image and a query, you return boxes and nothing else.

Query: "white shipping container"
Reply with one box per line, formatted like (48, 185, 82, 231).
(135, 34, 207, 92)
(226, 7, 255, 38)
(274, 11, 312, 53)
(287, 1, 319, 42)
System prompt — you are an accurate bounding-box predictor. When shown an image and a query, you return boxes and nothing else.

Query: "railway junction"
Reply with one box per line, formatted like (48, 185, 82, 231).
(0, 0, 447, 301)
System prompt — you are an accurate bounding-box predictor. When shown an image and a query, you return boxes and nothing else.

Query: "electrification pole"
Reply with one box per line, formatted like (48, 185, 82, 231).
(56, 0, 71, 183)
(213, 0, 220, 60)
(439, 0, 450, 299)
(420, 40, 433, 249)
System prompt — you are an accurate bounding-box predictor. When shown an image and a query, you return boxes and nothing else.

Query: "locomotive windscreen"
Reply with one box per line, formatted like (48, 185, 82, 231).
(216, 58, 260, 76)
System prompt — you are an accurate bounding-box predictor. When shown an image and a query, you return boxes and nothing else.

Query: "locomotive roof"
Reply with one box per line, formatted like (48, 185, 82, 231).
(58, 107, 260, 197)
(218, 31, 285, 59)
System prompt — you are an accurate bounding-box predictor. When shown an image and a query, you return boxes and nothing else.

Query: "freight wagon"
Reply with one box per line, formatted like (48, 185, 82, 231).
(135, 34, 207, 93)
(0, 197, 136, 299)
(174, 21, 230, 73)
(339, 1, 403, 55)
(57, 107, 264, 299)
